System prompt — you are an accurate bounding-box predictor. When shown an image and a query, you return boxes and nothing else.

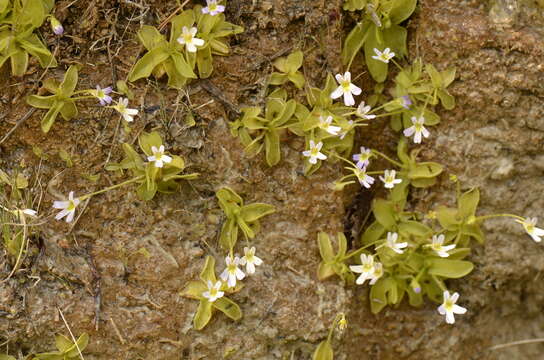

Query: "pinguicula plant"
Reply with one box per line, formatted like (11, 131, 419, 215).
(0, 0, 57, 76)
(50, 132, 198, 223)
(341, 0, 417, 81)
(0, 169, 38, 280)
(26, 65, 139, 133)
(180, 187, 271, 330)
(312, 313, 347, 360)
(128, 2, 243, 88)
(215, 186, 275, 251)
(31, 332, 89, 360)
(181, 256, 242, 330)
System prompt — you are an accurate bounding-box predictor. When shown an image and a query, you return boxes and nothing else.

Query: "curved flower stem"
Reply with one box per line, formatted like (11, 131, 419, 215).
(327, 313, 342, 342)
(371, 149, 403, 168)
(79, 175, 145, 201)
(341, 240, 384, 261)
(475, 213, 524, 222)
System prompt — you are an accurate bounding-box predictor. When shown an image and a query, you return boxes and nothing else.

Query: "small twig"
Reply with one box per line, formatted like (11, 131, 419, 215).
(58, 307, 85, 360)
(109, 317, 126, 344)
(0, 108, 36, 146)
(158, 0, 190, 31)
(198, 79, 240, 117)
(488, 338, 544, 351)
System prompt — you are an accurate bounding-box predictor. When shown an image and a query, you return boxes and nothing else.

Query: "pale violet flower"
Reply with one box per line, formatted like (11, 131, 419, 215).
(113, 98, 138, 122)
(400, 95, 412, 109)
(240, 246, 263, 274)
(366, 3, 382, 27)
(427, 234, 456, 257)
(302, 140, 327, 164)
(372, 48, 395, 63)
(369, 262, 383, 285)
(94, 85, 112, 106)
(50, 17, 63, 35)
(353, 164, 375, 189)
(438, 291, 467, 324)
(384, 232, 408, 254)
(352, 146, 372, 168)
(379, 169, 402, 189)
(220, 255, 245, 288)
(403, 116, 430, 144)
(177, 26, 205, 53)
(515, 217, 544, 243)
(52, 191, 80, 223)
(318, 115, 341, 136)
(147, 145, 172, 168)
(330, 72, 362, 106)
(202, 0, 225, 16)
(350, 254, 378, 285)
(355, 102, 376, 120)
(202, 280, 224, 302)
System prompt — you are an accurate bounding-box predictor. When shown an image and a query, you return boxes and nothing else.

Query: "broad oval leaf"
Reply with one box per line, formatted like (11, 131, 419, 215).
(312, 340, 333, 360)
(59, 65, 79, 97)
(240, 203, 275, 222)
(317, 232, 334, 262)
(128, 47, 170, 82)
(458, 188, 479, 219)
(372, 199, 397, 229)
(427, 258, 474, 278)
(199, 255, 217, 283)
(213, 296, 242, 320)
(194, 300, 213, 330)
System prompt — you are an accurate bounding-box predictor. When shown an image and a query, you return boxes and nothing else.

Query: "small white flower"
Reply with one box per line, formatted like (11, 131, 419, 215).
(94, 85, 112, 106)
(427, 234, 456, 257)
(177, 26, 205, 53)
(302, 140, 327, 164)
(369, 262, 383, 285)
(350, 254, 377, 285)
(353, 164, 375, 189)
(220, 256, 245, 288)
(379, 170, 402, 189)
(318, 116, 341, 136)
(515, 217, 544, 243)
(147, 145, 172, 168)
(355, 102, 376, 120)
(384, 232, 408, 254)
(330, 72, 362, 106)
(437, 290, 467, 324)
(403, 116, 430, 144)
(202, 0, 225, 16)
(372, 48, 395, 63)
(240, 246, 263, 274)
(202, 280, 224, 302)
(113, 98, 138, 122)
(352, 146, 372, 168)
(52, 191, 80, 223)
(22, 209, 37, 217)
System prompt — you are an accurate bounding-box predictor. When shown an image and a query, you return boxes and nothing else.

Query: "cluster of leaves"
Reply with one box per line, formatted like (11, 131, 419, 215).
(342, 0, 417, 82)
(0, 0, 57, 77)
(106, 131, 198, 201)
(0, 333, 89, 360)
(318, 177, 482, 313)
(384, 58, 456, 132)
(230, 51, 359, 174)
(26, 65, 79, 133)
(181, 256, 242, 330)
(181, 187, 274, 330)
(128, 4, 243, 88)
(216, 186, 275, 251)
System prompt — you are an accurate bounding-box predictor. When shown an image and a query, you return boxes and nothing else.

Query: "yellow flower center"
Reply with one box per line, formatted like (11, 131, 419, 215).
(184, 33, 193, 42)
(209, 287, 218, 297)
(415, 123, 423, 132)
(67, 200, 76, 211)
(227, 262, 237, 274)
(341, 80, 351, 91)
(444, 299, 454, 312)
(526, 223, 534, 234)
(362, 263, 373, 273)
(209, 3, 217, 11)
(310, 147, 319, 156)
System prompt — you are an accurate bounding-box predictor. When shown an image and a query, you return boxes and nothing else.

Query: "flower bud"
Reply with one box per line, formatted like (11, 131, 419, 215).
(50, 17, 64, 35)
(410, 279, 421, 294)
